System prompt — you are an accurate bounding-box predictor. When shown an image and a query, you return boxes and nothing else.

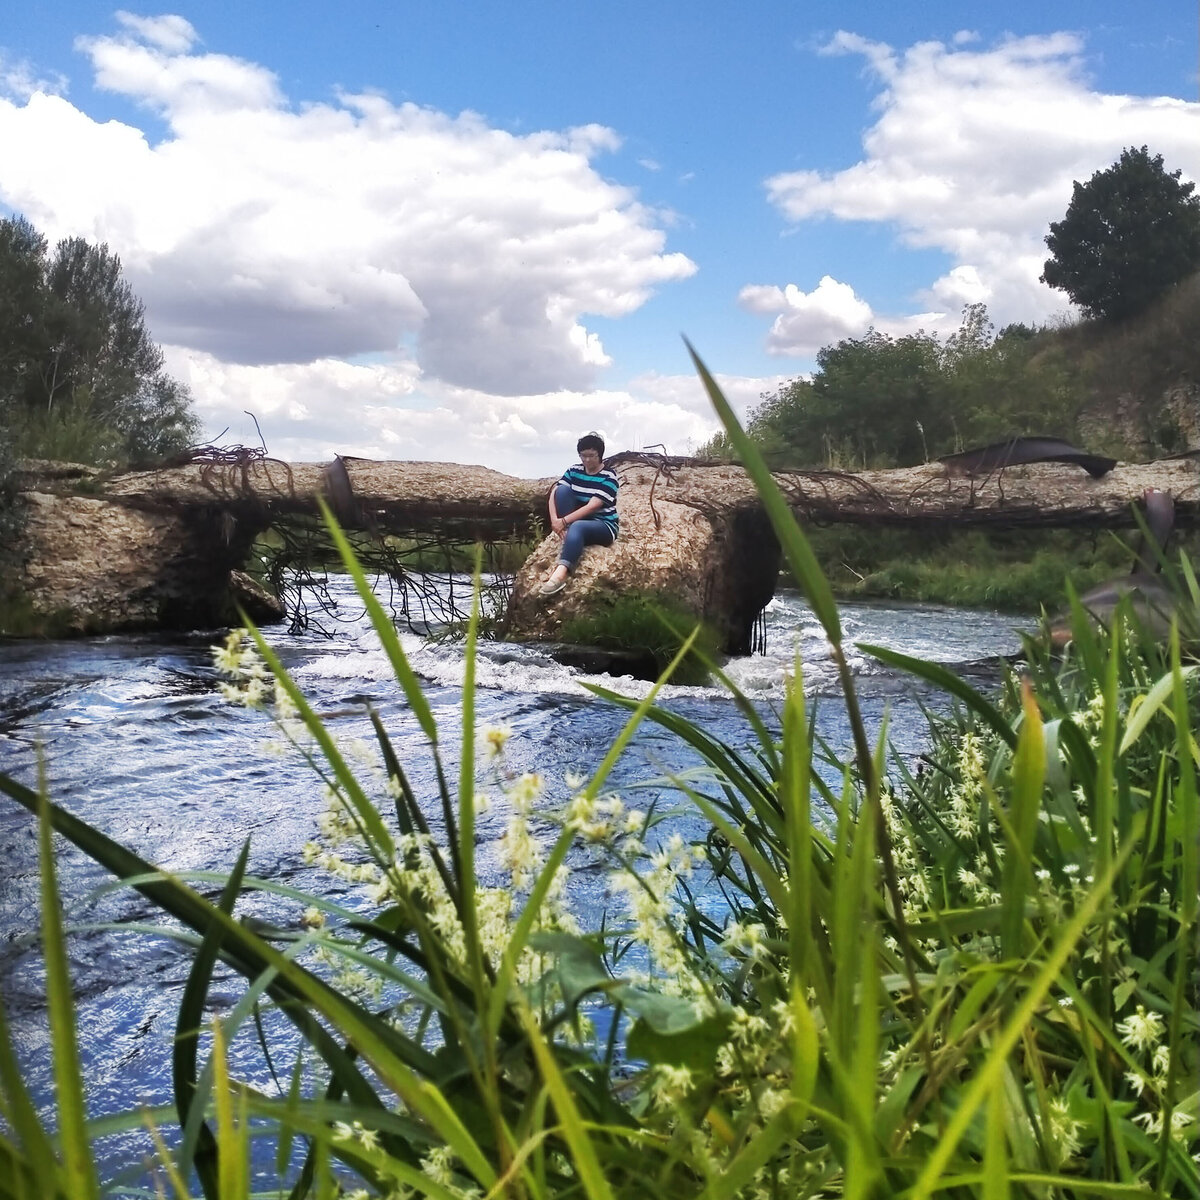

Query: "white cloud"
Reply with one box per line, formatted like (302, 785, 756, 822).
(738, 276, 874, 356)
(0, 53, 67, 102)
(754, 30, 1200, 354)
(112, 12, 199, 55)
(0, 14, 695, 402)
(164, 343, 783, 475)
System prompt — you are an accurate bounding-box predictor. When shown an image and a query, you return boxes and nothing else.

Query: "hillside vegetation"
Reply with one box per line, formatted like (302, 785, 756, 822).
(701, 272, 1200, 611)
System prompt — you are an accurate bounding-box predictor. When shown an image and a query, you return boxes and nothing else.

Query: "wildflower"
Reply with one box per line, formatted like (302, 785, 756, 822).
(332, 1120, 355, 1141)
(757, 1087, 791, 1120)
(1125, 1069, 1147, 1098)
(483, 723, 512, 758)
(649, 1063, 694, 1107)
(1132, 1109, 1194, 1140)
(272, 681, 299, 721)
(722, 920, 769, 960)
(1117, 1005, 1165, 1054)
(300, 906, 325, 929)
(211, 629, 247, 676)
(421, 1145, 457, 1186)
(356, 1126, 380, 1152)
(1152, 1045, 1171, 1077)
(1047, 1096, 1083, 1162)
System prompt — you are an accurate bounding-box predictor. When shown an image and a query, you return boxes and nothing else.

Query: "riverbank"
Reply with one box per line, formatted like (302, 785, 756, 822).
(808, 523, 1200, 612)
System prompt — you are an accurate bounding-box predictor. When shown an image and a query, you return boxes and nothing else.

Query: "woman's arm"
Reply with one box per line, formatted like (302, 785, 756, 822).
(561, 497, 602, 526)
(548, 486, 568, 538)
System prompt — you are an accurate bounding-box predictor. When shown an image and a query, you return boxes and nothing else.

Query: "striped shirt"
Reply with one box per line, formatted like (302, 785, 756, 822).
(559, 463, 619, 534)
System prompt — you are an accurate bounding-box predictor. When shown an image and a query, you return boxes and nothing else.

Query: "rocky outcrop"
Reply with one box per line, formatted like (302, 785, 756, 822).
(6, 489, 265, 635)
(502, 464, 781, 655)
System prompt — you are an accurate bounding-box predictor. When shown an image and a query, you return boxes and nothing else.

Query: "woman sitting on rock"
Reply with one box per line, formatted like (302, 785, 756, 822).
(539, 432, 619, 597)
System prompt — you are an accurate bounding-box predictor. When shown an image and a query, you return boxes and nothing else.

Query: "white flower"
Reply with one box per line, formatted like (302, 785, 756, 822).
(483, 723, 512, 757)
(1117, 1005, 1165, 1054)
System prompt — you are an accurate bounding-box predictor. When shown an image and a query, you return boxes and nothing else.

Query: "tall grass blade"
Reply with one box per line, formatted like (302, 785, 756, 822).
(173, 839, 251, 1200)
(211, 1021, 248, 1200)
(909, 823, 1142, 1198)
(36, 783, 98, 1200)
(1000, 678, 1044, 959)
(686, 340, 841, 643)
(859, 645, 1016, 748)
(318, 497, 440, 746)
(0, 998, 61, 1197)
(518, 1004, 615, 1200)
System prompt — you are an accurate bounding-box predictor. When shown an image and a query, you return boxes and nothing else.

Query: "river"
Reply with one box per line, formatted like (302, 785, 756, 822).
(0, 578, 1027, 1176)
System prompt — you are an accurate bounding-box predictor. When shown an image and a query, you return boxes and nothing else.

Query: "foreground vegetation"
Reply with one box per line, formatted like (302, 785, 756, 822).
(0, 359, 1197, 1198)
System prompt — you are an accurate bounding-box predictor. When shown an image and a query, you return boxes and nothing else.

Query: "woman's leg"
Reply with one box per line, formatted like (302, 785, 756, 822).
(557, 519, 615, 571)
(553, 482, 583, 519)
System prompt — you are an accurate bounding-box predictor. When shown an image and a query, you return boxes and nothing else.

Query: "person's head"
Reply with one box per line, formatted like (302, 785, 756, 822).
(577, 432, 605, 468)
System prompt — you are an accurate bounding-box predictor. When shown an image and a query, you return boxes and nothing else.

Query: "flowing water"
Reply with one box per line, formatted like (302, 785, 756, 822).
(0, 578, 1028, 1175)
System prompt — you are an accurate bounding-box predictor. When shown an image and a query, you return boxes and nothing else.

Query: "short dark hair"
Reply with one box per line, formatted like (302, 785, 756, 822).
(577, 432, 605, 458)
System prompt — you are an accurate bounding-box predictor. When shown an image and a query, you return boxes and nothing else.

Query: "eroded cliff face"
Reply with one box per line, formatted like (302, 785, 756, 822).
(1077, 383, 1200, 460)
(502, 464, 782, 655)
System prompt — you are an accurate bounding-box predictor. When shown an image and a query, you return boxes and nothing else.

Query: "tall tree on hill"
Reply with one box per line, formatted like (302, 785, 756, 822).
(0, 217, 199, 465)
(1041, 146, 1200, 322)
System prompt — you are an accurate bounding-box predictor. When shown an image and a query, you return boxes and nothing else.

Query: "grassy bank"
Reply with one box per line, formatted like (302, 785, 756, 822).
(1, 361, 1197, 1198)
(805, 524, 1199, 612)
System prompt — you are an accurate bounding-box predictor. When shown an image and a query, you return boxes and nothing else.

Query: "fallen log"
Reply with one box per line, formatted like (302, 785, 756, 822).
(6, 453, 1198, 640)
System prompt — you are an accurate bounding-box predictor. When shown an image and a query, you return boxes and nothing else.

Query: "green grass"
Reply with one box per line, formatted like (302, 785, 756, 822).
(0, 356, 1197, 1198)
(804, 524, 1182, 612)
(560, 589, 722, 685)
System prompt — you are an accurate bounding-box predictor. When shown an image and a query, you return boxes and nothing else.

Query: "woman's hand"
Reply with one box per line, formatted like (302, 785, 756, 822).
(551, 514, 567, 538)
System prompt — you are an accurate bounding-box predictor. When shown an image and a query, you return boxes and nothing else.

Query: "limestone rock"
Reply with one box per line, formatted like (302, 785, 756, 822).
(229, 570, 285, 625)
(8, 492, 258, 635)
(502, 464, 781, 655)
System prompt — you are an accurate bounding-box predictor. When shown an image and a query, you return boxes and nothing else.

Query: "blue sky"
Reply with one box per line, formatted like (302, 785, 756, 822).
(1, 2, 1196, 473)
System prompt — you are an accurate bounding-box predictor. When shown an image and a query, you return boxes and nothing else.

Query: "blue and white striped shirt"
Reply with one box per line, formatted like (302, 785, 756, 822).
(559, 463, 619, 534)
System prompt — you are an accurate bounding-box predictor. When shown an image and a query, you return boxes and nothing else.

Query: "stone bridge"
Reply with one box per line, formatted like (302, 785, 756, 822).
(8, 452, 1199, 648)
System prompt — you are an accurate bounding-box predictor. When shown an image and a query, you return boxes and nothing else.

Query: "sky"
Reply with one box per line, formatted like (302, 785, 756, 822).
(1, 3, 1197, 476)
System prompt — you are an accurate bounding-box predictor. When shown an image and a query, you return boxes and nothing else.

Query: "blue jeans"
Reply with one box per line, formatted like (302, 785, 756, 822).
(554, 483, 616, 570)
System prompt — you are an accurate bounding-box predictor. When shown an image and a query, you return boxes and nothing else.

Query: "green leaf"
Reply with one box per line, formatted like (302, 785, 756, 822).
(687, 340, 842, 643)
(173, 839, 251, 1200)
(859, 643, 1017, 748)
(1120, 663, 1198, 756)
(37, 785, 98, 1200)
(626, 1013, 729, 1072)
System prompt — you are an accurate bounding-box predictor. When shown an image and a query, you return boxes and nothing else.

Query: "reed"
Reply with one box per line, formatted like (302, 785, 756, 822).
(0, 355, 1196, 1198)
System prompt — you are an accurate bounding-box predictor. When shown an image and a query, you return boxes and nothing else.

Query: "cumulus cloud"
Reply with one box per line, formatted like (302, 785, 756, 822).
(751, 30, 1200, 354)
(0, 14, 694, 400)
(0, 53, 66, 102)
(738, 276, 874, 356)
(164, 345, 765, 475)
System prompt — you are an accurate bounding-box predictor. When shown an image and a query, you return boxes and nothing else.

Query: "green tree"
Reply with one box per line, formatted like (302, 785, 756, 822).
(713, 305, 1085, 470)
(1041, 145, 1200, 322)
(0, 217, 51, 421)
(0, 217, 199, 466)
